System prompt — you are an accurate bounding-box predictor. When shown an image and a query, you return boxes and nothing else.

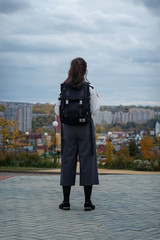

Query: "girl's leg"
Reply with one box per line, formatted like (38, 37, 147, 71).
(59, 186, 71, 210)
(84, 185, 95, 211)
(63, 186, 71, 202)
(84, 185, 92, 202)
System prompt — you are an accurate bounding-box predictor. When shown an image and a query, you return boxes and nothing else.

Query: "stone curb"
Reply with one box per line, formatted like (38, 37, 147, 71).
(0, 169, 160, 175)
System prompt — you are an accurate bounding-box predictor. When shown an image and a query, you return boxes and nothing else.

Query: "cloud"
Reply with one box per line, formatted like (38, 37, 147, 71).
(0, 0, 160, 105)
(0, 0, 31, 14)
(133, 0, 160, 15)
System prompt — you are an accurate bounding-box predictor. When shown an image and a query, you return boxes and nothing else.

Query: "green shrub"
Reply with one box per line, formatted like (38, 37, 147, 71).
(0, 153, 5, 166)
(133, 159, 153, 171)
(98, 154, 134, 170)
(153, 160, 160, 171)
(0, 151, 60, 168)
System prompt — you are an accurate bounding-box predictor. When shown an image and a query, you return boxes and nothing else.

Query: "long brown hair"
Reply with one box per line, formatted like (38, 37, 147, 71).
(65, 57, 89, 88)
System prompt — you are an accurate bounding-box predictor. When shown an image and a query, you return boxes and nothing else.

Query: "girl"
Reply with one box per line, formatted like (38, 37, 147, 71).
(55, 57, 100, 211)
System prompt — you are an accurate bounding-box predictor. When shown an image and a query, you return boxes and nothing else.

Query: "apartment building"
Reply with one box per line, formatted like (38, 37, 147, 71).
(93, 108, 155, 125)
(93, 111, 112, 125)
(5, 104, 32, 132)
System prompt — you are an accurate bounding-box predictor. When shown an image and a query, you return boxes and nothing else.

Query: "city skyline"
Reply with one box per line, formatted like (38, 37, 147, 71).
(0, 0, 160, 106)
(1, 100, 160, 108)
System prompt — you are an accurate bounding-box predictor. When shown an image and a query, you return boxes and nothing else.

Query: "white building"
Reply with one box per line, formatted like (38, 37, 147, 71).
(155, 122, 160, 135)
(92, 108, 154, 125)
(129, 108, 154, 123)
(112, 108, 154, 124)
(5, 104, 32, 132)
(93, 111, 112, 125)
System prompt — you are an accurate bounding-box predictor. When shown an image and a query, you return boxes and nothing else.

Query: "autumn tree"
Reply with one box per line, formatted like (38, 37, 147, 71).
(0, 105, 5, 112)
(0, 118, 12, 154)
(35, 127, 45, 134)
(10, 121, 25, 158)
(105, 140, 114, 166)
(95, 125, 105, 134)
(140, 136, 155, 160)
(118, 144, 130, 158)
(115, 143, 134, 169)
(129, 139, 138, 157)
(49, 133, 59, 152)
(95, 131, 98, 142)
(109, 125, 123, 132)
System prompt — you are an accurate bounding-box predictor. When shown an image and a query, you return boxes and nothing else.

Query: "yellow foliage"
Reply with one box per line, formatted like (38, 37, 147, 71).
(56, 133, 61, 147)
(0, 105, 5, 112)
(140, 136, 155, 159)
(95, 131, 98, 141)
(33, 103, 55, 114)
(110, 126, 123, 132)
(36, 127, 45, 134)
(119, 143, 130, 158)
(105, 140, 114, 165)
(10, 121, 25, 149)
(96, 125, 105, 133)
(50, 132, 60, 148)
(0, 118, 12, 154)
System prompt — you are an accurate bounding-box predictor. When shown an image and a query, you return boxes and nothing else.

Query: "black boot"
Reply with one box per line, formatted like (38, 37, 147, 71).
(84, 201, 95, 211)
(59, 201, 70, 210)
(59, 186, 71, 210)
(84, 185, 95, 211)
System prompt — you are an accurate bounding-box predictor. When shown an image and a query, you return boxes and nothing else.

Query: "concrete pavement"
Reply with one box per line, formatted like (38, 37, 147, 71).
(0, 173, 160, 240)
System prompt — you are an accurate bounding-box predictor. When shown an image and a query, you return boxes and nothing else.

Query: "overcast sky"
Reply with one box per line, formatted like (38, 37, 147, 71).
(0, 0, 160, 106)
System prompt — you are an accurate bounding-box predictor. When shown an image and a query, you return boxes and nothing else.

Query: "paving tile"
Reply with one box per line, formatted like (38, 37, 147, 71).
(0, 176, 13, 181)
(0, 175, 160, 240)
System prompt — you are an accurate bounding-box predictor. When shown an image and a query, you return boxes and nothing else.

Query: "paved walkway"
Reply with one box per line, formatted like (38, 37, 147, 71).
(0, 174, 160, 240)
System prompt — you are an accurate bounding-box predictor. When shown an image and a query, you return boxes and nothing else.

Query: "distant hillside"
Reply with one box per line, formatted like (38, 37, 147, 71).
(1, 101, 160, 114)
(32, 103, 56, 132)
(33, 103, 55, 114)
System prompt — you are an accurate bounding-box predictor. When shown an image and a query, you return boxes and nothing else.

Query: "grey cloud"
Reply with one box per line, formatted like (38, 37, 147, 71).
(13, 6, 138, 36)
(133, 0, 160, 15)
(138, 0, 160, 8)
(0, 0, 31, 14)
(0, 34, 87, 55)
(0, 0, 160, 105)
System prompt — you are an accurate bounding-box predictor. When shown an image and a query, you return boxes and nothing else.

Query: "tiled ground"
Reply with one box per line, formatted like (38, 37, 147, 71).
(0, 174, 160, 240)
(0, 176, 13, 181)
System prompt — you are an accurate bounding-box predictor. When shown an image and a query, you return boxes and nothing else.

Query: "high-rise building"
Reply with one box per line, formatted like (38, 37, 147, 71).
(93, 108, 155, 125)
(129, 108, 154, 123)
(5, 104, 32, 132)
(93, 111, 112, 125)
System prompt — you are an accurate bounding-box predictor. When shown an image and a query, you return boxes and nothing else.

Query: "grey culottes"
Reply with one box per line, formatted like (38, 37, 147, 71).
(60, 119, 99, 186)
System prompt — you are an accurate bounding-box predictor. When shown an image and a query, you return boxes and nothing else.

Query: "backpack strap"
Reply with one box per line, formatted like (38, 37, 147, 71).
(58, 84, 63, 100)
(89, 84, 94, 89)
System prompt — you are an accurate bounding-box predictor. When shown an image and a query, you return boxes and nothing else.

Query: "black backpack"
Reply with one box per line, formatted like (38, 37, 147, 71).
(59, 82, 91, 125)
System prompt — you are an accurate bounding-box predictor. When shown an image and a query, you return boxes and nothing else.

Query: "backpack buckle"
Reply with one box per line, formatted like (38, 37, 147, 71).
(65, 100, 69, 104)
(79, 100, 83, 105)
(79, 118, 86, 122)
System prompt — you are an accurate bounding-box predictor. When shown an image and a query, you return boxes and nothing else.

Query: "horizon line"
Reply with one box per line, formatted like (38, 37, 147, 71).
(0, 100, 160, 107)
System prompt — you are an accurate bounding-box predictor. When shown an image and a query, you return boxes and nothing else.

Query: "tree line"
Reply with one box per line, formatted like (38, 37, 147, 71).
(100, 136, 160, 171)
(95, 118, 159, 134)
(100, 105, 160, 113)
